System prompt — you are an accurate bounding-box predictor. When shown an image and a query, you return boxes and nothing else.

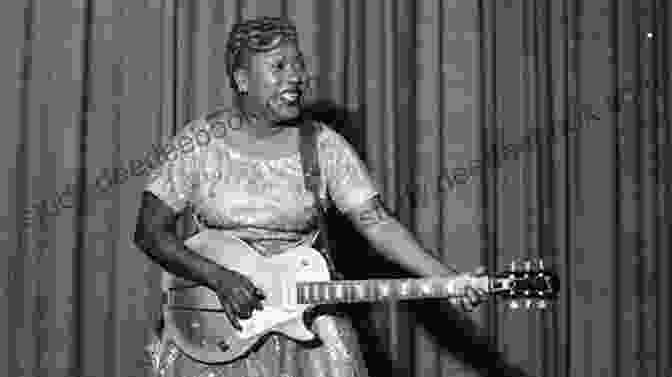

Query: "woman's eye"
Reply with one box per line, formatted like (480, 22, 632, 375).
(270, 60, 304, 73)
(293, 61, 305, 71)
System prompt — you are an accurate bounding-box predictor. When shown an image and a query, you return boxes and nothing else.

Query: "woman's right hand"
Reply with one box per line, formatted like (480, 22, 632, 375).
(133, 192, 266, 331)
(211, 268, 266, 331)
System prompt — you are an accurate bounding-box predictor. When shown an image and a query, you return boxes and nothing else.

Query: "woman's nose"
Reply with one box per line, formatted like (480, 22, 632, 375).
(285, 66, 304, 84)
(285, 72, 300, 84)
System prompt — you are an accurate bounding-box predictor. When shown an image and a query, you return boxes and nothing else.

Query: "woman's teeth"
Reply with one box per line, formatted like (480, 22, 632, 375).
(280, 92, 299, 102)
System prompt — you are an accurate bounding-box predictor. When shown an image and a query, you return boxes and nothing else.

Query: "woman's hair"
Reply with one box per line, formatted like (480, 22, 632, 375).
(225, 16, 299, 93)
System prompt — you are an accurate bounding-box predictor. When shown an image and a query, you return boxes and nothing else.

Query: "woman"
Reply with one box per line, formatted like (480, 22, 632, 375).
(134, 16, 487, 377)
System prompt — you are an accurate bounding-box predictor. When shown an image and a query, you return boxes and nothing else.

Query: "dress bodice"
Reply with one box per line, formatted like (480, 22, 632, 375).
(145, 110, 378, 256)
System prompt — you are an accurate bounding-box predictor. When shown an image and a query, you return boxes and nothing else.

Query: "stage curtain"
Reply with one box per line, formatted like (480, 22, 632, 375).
(479, 1, 671, 377)
(3, 1, 669, 377)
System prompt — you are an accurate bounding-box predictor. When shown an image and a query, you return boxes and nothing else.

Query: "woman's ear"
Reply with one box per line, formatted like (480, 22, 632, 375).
(233, 69, 248, 94)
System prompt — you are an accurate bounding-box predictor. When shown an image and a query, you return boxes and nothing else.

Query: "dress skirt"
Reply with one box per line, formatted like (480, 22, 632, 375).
(147, 312, 370, 377)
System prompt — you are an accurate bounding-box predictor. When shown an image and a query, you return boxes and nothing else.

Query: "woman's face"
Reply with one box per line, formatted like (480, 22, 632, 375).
(237, 41, 307, 122)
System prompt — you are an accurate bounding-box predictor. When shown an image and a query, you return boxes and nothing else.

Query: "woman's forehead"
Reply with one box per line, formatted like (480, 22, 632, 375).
(255, 41, 302, 60)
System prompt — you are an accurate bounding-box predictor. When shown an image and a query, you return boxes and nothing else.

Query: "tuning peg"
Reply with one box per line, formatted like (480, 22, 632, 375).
(509, 300, 520, 309)
(525, 299, 533, 309)
(536, 300, 548, 310)
(524, 260, 533, 272)
(507, 260, 518, 280)
(537, 259, 545, 270)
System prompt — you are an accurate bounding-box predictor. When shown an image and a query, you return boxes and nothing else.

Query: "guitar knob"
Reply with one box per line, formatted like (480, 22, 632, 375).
(525, 299, 532, 309)
(509, 300, 520, 309)
(536, 300, 548, 310)
(217, 340, 230, 352)
(538, 259, 545, 270)
(524, 260, 532, 272)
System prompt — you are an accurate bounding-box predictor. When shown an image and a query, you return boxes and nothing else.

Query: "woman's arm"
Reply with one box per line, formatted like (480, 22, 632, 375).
(316, 126, 484, 307)
(344, 195, 486, 309)
(133, 191, 264, 329)
(133, 191, 223, 289)
(344, 196, 457, 277)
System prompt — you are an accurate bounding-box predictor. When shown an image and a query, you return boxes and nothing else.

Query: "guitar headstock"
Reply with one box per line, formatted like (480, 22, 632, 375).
(492, 258, 560, 310)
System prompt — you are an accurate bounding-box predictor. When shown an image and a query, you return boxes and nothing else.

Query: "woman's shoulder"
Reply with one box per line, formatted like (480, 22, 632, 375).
(157, 110, 232, 160)
(313, 121, 353, 152)
(175, 109, 234, 138)
(202, 108, 234, 126)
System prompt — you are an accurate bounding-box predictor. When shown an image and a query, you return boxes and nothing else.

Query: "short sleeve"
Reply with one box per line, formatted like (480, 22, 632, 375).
(145, 119, 215, 212)
(318, 125, 379, 214)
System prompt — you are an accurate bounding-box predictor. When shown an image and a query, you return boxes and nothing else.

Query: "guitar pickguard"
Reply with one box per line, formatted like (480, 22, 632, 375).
(237, 307, 303, 339)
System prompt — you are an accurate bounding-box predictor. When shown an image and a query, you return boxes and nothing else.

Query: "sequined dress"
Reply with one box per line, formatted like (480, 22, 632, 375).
(144, 110, 378, 377)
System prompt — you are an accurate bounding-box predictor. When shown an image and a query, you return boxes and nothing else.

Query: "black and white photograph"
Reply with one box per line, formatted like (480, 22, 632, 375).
(3, 1, 670, 376)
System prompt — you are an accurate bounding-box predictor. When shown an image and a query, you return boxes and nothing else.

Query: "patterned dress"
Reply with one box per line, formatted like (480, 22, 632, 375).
(144, 110, 378, 377)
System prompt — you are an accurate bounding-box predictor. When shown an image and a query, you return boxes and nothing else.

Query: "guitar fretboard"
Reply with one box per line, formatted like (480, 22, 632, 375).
(295, 278, 484, 305)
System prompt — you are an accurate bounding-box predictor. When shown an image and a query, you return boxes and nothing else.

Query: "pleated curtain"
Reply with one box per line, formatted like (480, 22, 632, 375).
(3, 1, 670, 377)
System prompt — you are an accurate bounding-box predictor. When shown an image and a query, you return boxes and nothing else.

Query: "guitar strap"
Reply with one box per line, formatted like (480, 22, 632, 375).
(298, 120, 341, 280)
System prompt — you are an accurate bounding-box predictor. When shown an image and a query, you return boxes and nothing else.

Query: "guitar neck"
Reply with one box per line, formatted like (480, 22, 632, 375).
(295, 277, 507, 305)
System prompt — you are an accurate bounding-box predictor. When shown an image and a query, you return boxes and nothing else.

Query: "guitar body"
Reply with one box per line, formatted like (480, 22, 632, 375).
(162, 230, 331, 364)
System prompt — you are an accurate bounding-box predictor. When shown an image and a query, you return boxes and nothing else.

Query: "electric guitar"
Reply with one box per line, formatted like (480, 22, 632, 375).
(161, 230, 559, 364)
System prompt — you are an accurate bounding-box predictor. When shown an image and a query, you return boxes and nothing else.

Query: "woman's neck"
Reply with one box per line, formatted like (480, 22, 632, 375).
(234, 103, 285, 140)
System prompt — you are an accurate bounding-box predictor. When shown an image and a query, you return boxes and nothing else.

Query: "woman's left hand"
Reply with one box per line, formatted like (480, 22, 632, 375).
(448, 266, 489, 312)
